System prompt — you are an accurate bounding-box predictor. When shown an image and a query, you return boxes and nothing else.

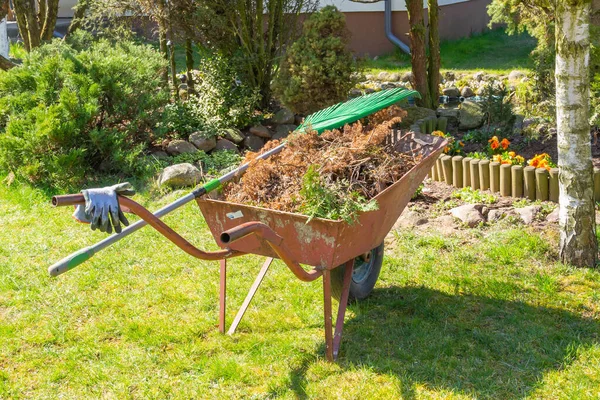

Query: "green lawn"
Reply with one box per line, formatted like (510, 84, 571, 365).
(1, 183, 600, 398)
(364, 28, 536, 76)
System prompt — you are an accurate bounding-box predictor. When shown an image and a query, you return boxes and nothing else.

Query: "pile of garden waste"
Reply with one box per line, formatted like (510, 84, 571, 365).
(224, 106, 418, 222)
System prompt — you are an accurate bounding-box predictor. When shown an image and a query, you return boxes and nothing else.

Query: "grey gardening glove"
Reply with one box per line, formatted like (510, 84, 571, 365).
(72, 182, 136, 234)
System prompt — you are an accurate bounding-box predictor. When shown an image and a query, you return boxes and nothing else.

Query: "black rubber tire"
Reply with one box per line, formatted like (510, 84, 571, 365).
(331, 243, 384, 301)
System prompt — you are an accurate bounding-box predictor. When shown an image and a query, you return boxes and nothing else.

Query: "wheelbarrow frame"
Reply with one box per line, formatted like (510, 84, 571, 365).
(52, 131, 446, 361)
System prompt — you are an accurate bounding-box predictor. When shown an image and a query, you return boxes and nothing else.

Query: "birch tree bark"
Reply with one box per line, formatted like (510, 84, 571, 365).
(556, 0, 598, 267)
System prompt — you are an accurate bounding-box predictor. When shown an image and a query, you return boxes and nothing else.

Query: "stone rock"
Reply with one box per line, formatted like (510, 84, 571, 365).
(220, 128, 245, 144)
(401, 72, 413, 83)
(272, 108, 295, 125)
(522, 117, 537, 129)
(450, 204, 485, 227)
(473, 71, 486, 82)
(249, 125, 272, 139)
(243, 135, 264, 152)
(365, 74, 375, 80)
(394, 210, 429, 229)
(349, 88, 362, 98)
(388, 72, 400, 82)
(431, 215, 456, 235)
(273, 124, 297, 140)
(459, 101, 485, 130)
(380, 82, 397, 90)
(548, 127, 557, 136)
(364, 88, 376, 94)
(158, 163, 203, 188)
(166, 140, 198, 156)
(509, 70, 526, 81)
(546, 208, 559, 223)
(189, 132, 217, 152)
(214, 139, 239, 153)
(437, 107, 460, 123)
(461, 86, 475, 97)
(401, 106, 437, 128)
(151, 151, 169, 160)
(444, 71, 456, 81)
(377, 71, 389, 81)
(515, 205, 541, 225)
(521, 77, 530, 83)
(487, 209, 505, 222)
(443, 87, 460, 97)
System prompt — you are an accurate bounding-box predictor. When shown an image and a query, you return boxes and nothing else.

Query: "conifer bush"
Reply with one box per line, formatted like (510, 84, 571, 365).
(273, 6, 359, 115)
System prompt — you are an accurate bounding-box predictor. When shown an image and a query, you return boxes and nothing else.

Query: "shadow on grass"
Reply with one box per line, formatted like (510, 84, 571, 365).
(291, 286, 599, 399)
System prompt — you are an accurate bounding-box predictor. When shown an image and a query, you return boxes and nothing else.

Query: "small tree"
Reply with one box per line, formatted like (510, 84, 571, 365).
(273, 6, 359, 115)
(555, 0, 597, 267)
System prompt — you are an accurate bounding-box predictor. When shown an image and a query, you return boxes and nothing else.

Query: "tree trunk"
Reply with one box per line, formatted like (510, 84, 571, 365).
(41, 0, 59, 40)
(556, 0, 597, 267)
(427, 0, 440, 109)
(67, 0, 89, 37)
(406, 0, 430, 109)
(169, 39, 179, 100)
(185, 38, 194, 92)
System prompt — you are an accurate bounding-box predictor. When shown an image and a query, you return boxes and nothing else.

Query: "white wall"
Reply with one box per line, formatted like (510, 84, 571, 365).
(319, 0, 469, 12)
(58, 0, 77, 18)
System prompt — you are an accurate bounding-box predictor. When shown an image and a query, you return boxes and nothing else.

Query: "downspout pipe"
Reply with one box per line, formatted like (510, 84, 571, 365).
(385, 0, 411, 54)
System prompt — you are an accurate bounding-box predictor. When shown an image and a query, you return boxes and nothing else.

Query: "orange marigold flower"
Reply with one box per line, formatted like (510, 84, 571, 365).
(489, 136, 499, 143)
(502, 160, 512, 165)
(515, 155, 524, 164)
(432, 131, 445, 138)
(490, 140, 499, 150)
(493, 155, 502, 163)
(444, 146, 450, 153)
(500, 138, 510, 150)
(508, 151, 516, 158)
(459, 141, 465, 147)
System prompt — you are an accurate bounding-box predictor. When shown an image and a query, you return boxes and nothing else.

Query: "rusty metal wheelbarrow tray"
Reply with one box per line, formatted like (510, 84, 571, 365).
(198, 131, 446, 270)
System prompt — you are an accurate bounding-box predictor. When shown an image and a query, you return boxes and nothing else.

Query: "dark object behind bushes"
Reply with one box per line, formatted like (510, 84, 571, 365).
(0, 33, 169, 190)
(273, 6, 359, 115)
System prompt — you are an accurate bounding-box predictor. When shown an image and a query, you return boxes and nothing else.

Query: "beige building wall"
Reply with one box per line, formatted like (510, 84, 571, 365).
(58, 0, 77, 18)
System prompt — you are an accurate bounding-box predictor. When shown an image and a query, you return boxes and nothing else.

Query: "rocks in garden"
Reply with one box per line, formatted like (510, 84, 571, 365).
(220, 128, 245, 144)
(442, 87, 460, 97)
(189, 132, 217, 152)
(394, 210, 429, 229)
(522, 117, 538, 129)
(364, 88, 376, 94)
(272, 108, 295, 125)
(273, 124, 297, 140)
(349, 88, 362, 98)
(459, 101, 485, 130)
(461, 86, 475, 97)
(444, 71, 456, 81)
(166, 139, 198, 155)
(249, 125, 272, 138)
(401, 72, 413, 83)
(388, 72, 400, 82)
(515, 205, 541, 225)
(243, 135, 264, 152)
(473, 71, 486, 82)
(365, 74, 375, 80)
(158, 163, 203, 188)
(487, 209, 505, 222)
(546, 208, 559, 223)
(214, 138, 239, 153)
(377, 71, 389, 81)
(437, 107, 460, 124)
(450, 204, 485, 227)
(380, 82, 397, 90)
(508, 70, 526, 81)
(402, 106, 437, 128)
(431, 215, 456, 235)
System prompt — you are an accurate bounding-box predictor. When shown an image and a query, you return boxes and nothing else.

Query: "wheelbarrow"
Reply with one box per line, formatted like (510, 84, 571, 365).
(52, 130, 445, 361)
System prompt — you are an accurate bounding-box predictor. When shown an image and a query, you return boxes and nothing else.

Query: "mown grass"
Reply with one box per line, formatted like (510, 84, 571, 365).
(1, 182, 599, 399)
(364, 28, 536, 76)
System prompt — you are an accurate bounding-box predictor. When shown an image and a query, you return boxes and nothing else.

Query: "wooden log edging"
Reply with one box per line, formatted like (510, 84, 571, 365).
(425, 154, 594, 204)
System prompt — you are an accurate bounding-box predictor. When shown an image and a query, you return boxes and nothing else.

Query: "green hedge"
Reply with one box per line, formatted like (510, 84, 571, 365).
(0, 35, 169, 190)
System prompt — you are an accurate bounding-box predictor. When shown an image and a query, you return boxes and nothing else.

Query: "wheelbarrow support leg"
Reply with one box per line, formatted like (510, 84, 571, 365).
(227, 257, 274, 335)
(322, 259, 354, 361)
(219, 259, 227, 333)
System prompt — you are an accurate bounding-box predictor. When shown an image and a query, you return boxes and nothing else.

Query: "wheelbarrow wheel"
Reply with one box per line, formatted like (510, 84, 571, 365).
(331, 243, 384, 301)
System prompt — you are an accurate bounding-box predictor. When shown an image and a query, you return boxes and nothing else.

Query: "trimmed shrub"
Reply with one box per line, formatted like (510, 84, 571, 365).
(0, 35, 168, 189)
(273, 6, 360, 115)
